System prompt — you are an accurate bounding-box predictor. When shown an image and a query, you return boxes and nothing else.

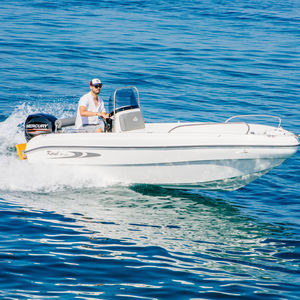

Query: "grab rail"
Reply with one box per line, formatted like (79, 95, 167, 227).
(168, 122, 250, 134)
(225, 114, 282, 128)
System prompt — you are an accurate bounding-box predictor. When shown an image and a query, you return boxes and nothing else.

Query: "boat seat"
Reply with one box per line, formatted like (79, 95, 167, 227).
(55, 116, 76, 132)
(113, 108, 145, 132)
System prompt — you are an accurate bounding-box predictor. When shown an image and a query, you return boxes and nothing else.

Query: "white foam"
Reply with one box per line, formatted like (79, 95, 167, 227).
(0, 155, 120, 192)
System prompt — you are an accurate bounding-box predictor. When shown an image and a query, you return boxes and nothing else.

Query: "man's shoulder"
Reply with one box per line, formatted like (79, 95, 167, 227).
(80, 91, 92, 100)
(79, 92, 92, 104)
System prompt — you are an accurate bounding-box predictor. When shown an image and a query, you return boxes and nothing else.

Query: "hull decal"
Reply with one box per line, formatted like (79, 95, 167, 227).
(46, 150, 101, 159)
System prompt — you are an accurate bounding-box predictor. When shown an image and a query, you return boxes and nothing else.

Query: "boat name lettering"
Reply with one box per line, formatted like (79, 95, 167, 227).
(47, 150, 62, 156)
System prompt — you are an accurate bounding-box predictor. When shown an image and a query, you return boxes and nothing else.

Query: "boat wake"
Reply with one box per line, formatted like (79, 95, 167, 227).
(0, 156, 122, 193)
(0, 104, 121, 193)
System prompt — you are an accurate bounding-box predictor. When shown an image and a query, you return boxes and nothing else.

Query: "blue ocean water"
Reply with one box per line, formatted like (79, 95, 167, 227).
(0, 0, 300, 299)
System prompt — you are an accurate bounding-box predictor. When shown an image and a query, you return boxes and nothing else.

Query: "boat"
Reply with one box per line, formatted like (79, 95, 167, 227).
(16, 86, 299, 191)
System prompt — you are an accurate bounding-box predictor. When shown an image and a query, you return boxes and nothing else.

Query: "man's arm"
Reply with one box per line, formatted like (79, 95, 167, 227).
(79, 106, 109, 118)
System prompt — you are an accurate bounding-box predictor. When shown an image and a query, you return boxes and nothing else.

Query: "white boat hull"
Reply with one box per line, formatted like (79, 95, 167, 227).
(24, 122, 299, 191)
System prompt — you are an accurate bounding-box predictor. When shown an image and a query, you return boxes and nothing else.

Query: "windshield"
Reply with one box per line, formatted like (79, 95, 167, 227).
(108, 86, 139, 114)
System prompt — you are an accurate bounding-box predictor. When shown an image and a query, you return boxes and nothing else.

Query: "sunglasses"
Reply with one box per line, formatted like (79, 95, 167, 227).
(93, 84, 102, 88)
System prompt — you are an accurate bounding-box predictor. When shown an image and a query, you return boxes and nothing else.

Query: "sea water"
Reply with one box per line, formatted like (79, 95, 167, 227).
(0, 0, 299, 299)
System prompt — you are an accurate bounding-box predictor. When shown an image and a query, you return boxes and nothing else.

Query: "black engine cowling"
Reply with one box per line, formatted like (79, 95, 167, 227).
(25, 113, 57, 141)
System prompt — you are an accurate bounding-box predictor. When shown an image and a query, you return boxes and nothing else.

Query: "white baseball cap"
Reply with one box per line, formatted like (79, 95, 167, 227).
(90, 78, 102, 86)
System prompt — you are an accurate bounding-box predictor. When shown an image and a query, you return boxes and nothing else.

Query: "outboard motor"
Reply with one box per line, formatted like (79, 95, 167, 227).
(25, 113, 57, 141)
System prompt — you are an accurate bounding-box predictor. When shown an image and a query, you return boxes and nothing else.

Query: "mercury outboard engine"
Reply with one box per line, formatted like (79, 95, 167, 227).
(25, 113, 57, 141)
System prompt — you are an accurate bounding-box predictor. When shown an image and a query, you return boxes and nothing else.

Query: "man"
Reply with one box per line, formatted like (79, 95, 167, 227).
(75, 78, 109, 132)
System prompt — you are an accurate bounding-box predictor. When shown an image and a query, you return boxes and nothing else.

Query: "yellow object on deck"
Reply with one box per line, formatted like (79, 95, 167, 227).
(16, 143, 27, 160)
